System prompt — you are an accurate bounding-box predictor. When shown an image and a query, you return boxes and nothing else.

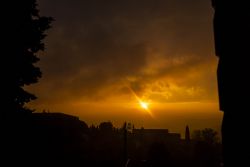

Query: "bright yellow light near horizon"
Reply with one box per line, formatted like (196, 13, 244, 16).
(140, 101, 149, 110)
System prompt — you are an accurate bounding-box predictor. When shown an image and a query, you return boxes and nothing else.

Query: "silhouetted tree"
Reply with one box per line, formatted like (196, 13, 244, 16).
(192, 128, 219, 144)
(185, 125, 191, 141)
(99, 121, 114, 132)
(193, 128, 221, 167)
(3, 0, 53, 116)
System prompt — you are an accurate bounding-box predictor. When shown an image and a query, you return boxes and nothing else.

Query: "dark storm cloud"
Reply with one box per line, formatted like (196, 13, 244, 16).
(32, 0, 215, 103)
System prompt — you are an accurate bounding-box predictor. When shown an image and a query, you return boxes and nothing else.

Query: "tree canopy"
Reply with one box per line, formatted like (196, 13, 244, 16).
(3, 0, 53, 116)
(192, 128, 219, 144)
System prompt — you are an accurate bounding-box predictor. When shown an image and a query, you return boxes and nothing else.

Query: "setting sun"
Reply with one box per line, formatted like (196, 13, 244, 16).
(140, 101, 149, 110)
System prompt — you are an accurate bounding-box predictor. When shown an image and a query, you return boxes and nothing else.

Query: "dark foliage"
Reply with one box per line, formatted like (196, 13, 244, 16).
(3, 0, 53, 116)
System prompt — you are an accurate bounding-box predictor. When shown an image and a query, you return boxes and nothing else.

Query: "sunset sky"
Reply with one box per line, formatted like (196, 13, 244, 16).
(27, 0, 222, 136)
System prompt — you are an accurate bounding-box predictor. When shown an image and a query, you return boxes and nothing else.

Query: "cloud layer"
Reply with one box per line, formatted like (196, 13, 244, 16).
(29, 0, 217, 108)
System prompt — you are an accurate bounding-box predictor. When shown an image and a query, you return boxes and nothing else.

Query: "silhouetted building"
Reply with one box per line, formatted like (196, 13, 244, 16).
(2, 112, 90, 166)
(132, 128, 181, 143)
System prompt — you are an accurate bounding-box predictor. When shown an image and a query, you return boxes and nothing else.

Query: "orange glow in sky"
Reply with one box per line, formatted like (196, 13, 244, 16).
(28, 0, 223, 136)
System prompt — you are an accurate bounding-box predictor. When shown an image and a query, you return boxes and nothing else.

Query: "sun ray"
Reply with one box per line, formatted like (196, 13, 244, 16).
(140, 101, 149, 110)
(124, 84, 154, 118)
